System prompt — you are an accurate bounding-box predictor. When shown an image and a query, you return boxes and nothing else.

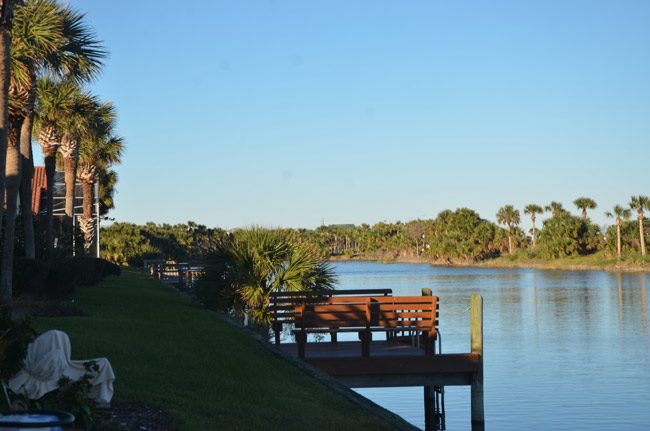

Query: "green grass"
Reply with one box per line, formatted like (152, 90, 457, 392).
(34, 269, 397, 430)
(482, 251, 650, 272)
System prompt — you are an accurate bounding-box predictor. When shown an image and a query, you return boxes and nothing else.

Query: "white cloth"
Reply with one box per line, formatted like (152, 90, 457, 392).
(7, 330, 115, 405)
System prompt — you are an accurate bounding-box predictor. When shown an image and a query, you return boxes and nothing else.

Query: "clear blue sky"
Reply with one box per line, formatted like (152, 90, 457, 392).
(63, 0, 649, 230)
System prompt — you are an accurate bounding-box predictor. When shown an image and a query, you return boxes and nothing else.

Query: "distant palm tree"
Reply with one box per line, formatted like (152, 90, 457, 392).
(524, 204, 543, 247)
(605, 205, 631, 258)
(496, 205, 521, 254)
(573, 197, 597, 221)
(545, 201, 566, 217)
(629, 195, 650, 256)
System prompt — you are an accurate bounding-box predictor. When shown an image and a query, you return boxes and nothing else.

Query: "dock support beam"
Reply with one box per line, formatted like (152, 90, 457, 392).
(422, 287, 438, 431)
(470, 294, 484, 429)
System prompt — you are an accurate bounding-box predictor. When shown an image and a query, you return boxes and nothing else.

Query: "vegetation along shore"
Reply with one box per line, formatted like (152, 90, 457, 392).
(101, 195, 650, 273)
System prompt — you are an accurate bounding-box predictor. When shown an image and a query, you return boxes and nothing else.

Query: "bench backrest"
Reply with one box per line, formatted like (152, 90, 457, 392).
(294, 295, 438, 331)
(269, 289, 392, 325)
(369, 296, 438, 329)
(295, 299, 370, 329)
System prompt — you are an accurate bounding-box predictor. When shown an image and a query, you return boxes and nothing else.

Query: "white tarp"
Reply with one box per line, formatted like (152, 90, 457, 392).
(7, 330, 115, 405)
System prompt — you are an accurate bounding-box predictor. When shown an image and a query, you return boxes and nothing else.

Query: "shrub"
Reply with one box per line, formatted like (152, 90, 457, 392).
(45, 266, 78, 300)
(93, 258, 121, 279)
(13, 258, 49, 298)
(0, 308, 36, 381)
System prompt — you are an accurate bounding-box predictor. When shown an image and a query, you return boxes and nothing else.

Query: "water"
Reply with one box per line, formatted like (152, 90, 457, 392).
(331, 261, 650, 430)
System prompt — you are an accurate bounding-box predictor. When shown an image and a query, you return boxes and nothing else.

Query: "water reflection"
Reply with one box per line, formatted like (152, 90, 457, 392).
(333, 262, 650, 431)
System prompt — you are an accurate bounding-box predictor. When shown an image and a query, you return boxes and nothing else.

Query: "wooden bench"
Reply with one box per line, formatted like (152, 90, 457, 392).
(269, 289, 392, 344)
(293, 295, 439, 358)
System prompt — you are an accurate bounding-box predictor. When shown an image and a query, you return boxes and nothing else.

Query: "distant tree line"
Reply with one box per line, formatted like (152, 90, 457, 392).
(101, 195, 650, 266)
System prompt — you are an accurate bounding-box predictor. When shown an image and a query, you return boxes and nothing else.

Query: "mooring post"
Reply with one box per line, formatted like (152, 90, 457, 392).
(470, 294, 485, 429)
(422, 287, 436, 431)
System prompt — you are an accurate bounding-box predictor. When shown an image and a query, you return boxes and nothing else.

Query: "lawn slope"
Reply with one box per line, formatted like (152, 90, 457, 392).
(34, 269, 399, 430)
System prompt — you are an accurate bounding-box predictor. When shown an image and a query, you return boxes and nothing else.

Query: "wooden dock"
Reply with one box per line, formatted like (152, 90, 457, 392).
(274, 293, 485, 430)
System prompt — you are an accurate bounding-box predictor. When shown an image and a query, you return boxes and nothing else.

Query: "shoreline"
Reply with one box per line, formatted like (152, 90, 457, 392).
(328, 254, 650, 274)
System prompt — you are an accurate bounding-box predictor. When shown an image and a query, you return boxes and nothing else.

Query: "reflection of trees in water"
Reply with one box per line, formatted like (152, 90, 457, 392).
(617, 272, 624, 333)
(614, 272, 649, 335)
(641, 275, 647, 333)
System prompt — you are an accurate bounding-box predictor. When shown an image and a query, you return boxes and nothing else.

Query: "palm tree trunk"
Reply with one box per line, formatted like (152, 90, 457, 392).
(43, 147, 57, 256)
(19, 111, 35, 258)
(0, 120, 22, 305)
(640, 212, 646, 256)
(80, 180, 95, 253)
(64, 155, 77, 218)
(0, 11, 12, 235)
(531, 216, 537, 247)
(616, 220, 621, 258)
(582, 209, 587, 221)
(507, 232, 513, 254)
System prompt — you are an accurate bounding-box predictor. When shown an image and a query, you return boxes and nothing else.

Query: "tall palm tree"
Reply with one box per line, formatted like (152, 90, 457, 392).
(0, 0, 18, 250)
(573, 197, 597, 221)
(78, 119, 123, 253)
(524, 204, 543, 247)
(629, 195, 650, 256)
(605, 205, 631, 258)
(0, 0, 18, 305)
(12, 0, 104, 256)
(33, 76, 79, 253)
(9, 0, 61, 259)
(59, 91, 105, 224)
(496, 205, 520, 254)
(545, 201, 566, 217)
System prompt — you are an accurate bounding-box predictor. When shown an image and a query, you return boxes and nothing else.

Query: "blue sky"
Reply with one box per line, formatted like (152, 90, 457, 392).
(65, 1, 649, 230)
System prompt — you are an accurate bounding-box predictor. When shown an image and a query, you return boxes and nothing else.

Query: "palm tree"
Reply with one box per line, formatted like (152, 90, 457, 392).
(573, 197, 597, 221)
(97, 168, 117, 215)
(204, 228, 337, 324)
(59, 91, 105, 223)
(545, 201, 566, 217)
(33, 76, 80, 253)
(0, 0, 18, 256)
(496, 205, 521, 254)
(629, 195, 650, 256)
(13, 0, 104, 255)
(77, 112, 123, 253)
(605, 205, 631, 258)
(524, 204, 543, 247)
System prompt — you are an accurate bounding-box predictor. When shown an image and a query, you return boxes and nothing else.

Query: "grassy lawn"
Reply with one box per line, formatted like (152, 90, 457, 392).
(33, 269, 397, 430)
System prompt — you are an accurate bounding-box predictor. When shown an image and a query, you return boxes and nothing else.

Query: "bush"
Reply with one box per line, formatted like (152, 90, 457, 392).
(13, 258, 49, 298)
(53, 257, 121, 288)
(93, 258, 121, 279)
(45, 266, 78, 300)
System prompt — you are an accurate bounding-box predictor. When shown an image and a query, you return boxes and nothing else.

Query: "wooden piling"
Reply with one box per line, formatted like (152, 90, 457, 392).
(470, 294, 484, 429)
(422, 287, 436, 431)
(424, 385, 436, 431)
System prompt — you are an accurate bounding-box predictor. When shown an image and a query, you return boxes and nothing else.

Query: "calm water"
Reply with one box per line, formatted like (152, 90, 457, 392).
(331, 261, 650, 430)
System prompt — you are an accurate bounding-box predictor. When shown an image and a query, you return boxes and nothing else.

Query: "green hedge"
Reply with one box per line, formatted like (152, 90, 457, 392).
(13, 257, 121, 300)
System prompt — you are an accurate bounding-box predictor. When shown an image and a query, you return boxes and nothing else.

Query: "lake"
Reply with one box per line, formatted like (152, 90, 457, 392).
(330, 261, 650, 430)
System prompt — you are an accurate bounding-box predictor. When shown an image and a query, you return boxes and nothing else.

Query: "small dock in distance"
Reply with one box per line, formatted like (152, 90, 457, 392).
(272, 290, 485, 430)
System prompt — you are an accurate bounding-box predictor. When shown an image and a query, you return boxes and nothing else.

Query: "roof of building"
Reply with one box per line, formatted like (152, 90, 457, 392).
(32, 166, 47, 214)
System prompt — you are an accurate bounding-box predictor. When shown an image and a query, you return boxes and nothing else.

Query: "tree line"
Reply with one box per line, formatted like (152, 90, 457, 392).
(101, 195, 649, 267)
(0, 0, 124, 305)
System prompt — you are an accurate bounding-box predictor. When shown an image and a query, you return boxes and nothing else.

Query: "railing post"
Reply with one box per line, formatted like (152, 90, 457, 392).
(470, 294, 484, 429)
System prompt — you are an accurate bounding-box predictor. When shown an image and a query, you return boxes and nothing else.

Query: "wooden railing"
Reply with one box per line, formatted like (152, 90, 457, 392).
(146, 261, 204, 290)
